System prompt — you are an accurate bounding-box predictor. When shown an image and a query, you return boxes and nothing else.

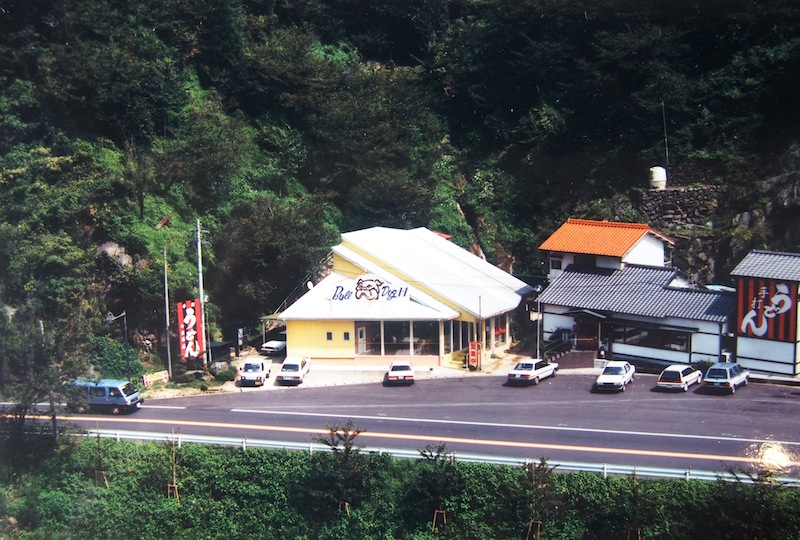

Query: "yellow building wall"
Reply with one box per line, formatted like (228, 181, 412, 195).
(332, 255, 363, 277)
(286, 320, 355, 359)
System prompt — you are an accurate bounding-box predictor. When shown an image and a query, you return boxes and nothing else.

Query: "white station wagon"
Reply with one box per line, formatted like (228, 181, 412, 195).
(657, 364, 703, 392)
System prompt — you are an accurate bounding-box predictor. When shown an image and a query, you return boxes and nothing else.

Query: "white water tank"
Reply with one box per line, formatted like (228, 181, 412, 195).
(649, 166, 667, 190)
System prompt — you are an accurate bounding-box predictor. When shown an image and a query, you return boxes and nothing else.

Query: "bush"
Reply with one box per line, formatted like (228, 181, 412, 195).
(215, 369, 236, 382)
(175, 373, 196, 384)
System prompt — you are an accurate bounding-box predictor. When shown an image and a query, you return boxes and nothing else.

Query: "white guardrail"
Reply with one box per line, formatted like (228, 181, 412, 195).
(82, 429, 800, 487)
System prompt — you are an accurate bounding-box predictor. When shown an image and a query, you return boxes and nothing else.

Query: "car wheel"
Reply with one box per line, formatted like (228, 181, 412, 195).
(730, 385, 735, 394)
(533, 377, 540, 385)
(110, 405, 122, 415)
(744, 377, 748, 386)
(620, 383, 626, 392)
(683, 383, 688, 392)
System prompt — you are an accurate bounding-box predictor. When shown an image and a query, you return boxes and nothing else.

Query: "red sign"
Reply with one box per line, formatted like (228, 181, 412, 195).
(736, 278, 797, 342)
(177, 299, 205, 361)
(468, 341, 481, 369)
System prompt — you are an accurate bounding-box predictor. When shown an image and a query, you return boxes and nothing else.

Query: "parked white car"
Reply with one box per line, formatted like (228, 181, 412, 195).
(261, 340, 287, 357)
(507, 359, 558, 385)
(657, 364, 702, 392)
(238, 360, 271, 387)
(276, 357, 311, 385)
(593, 361, 635, 392)
(385, 361, 415, 385)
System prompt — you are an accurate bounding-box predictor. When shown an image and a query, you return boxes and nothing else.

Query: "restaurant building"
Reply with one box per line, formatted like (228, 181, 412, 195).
(536, 219, 736, 366)
(277, 227, 534, 368)
(730, 250, 800, 376)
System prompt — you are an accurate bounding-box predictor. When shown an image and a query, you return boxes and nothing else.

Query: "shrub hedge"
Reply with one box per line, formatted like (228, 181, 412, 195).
(1, 437, 798, 539)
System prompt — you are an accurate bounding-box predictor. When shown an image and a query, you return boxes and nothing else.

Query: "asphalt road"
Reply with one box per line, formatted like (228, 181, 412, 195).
(66, 372, 800, 475)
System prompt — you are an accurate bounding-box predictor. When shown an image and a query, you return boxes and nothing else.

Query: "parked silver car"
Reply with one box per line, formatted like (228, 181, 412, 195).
(702, 362, 749, 394)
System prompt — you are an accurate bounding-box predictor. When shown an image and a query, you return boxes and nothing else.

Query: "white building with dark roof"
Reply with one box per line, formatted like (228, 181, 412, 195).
(730, 250, 800, 376)
(537, 219, 800, 377)
(536, 218, 735, 368)
(537, 264, 735, 366)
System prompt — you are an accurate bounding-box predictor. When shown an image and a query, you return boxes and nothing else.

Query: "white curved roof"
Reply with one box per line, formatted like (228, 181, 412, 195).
(280, 227, 532, 321)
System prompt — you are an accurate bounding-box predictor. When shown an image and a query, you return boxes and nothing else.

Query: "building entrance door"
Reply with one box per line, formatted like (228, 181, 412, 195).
(356, 326, 367, 354)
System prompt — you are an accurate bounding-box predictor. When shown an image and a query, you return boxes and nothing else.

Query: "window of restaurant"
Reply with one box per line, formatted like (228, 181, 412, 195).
(384, 321, 411, 355)
(608, 323, 690, 353)
(443, 320, 452, 354)
(413, 321, 439, 355)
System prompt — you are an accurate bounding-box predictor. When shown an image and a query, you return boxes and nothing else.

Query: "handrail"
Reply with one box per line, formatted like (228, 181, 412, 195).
(81, 428, 800, 487)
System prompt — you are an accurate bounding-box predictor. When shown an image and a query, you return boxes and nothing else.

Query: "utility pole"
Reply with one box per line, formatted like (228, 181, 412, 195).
(163, 246, 173, 378)
(661, 99, 670, 176)
(196, 219, 210, 369)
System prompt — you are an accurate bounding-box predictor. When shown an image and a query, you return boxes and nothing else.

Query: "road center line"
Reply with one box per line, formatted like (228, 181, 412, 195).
(61, 415, 800, 467)
(231, 408, 800, 448)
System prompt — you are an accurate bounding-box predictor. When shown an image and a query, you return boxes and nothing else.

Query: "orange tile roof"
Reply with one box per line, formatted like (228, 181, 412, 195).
(539, 218, 673, 258)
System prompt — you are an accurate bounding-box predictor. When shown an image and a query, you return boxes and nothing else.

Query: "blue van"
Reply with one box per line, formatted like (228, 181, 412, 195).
(71, 379, 144, 414)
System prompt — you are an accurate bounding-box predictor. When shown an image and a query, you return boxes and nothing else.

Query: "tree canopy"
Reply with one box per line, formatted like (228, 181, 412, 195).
(2, 0, 800, 384)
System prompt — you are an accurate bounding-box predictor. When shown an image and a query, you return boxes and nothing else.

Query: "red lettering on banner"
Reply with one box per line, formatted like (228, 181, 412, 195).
(177, 299, 205, 362)
(736, 278, 797, 342)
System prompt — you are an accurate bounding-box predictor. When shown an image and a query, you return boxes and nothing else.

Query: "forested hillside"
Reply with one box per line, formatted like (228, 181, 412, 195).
(2, 1, 800, 389)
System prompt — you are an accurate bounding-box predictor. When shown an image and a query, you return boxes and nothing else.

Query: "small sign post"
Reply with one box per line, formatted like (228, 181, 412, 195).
(468, 341, 480, 371)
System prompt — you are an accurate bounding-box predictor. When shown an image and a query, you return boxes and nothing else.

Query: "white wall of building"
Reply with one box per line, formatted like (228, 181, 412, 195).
(596, 255, 623, 270)
(622, 235, 666, 267)
(736, 337, 798, 376)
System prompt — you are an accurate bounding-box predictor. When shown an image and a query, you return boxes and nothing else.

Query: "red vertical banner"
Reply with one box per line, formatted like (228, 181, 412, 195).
(177, 299, 205, 362)
(468, 341, 481, 370)
(736, 278, 797, 342)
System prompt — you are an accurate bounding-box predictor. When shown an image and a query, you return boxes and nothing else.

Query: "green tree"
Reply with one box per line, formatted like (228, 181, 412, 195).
(211, 192, 339, 325)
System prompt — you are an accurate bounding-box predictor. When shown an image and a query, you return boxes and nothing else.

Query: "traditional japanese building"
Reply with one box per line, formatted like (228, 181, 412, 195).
(539, 218, 674, 281)
(537, 219, 736, 366)
(277, 227, 533, 368)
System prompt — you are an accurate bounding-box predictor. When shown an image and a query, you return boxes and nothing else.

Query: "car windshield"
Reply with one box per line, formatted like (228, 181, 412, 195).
(515, 363, 533, 370)
(282, 364, 299, 372)
(603, 366, 623, 375)
(243, 364, 259, 372)
(122, 383, 137, 397)
(706, 368, 726, 379)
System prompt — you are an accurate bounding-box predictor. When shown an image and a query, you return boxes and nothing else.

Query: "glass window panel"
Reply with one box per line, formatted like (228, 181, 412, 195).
(413, 321, 439, 355)
(384, 321, 410, 355)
